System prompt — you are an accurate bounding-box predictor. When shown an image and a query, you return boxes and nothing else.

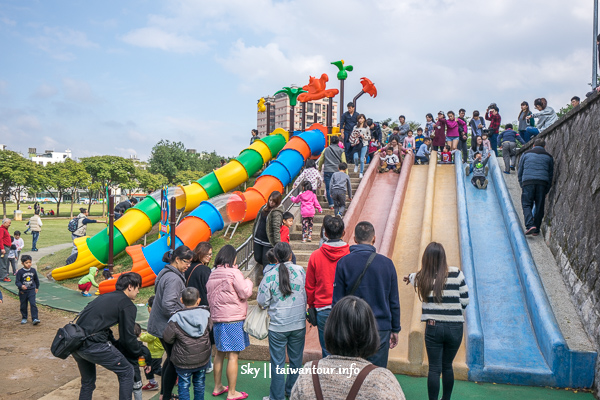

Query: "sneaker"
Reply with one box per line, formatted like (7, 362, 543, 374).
(33, 319, 40, 325)
(510, 166, 515, 171)
(307, 236, 312, 242)
(21, 319, 27, 324)
(329, 205, 334, 210)
(359, 173, 363, 178)
(482, 179, 488, 189)
(354, 165, 358, 173)
(206, 365, 213, 374)
(525, 226, 537, 235)
(465, 165, 470, 176)
(301, 239, 306, 243)
(2, 277, 11, 282)
(142, 382, 159, 391)
(503, 171, 510, 174)
(83, 293, 92, 297)
(532, 230, 540, 237)
(476, 180, 483, 189)
(484, 166, 489, 176)
(337, 212, 343, 217)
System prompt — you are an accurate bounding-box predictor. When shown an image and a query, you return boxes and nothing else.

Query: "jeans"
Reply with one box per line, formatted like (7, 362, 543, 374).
(353, 146, 368, 174)
(521, 184, 548, 231)
(424, 322, 464, 400)
(489, 132, 498, 156)
(268, 328, 306, 400)
(501, 141, 517, 171)
(316, 309, 331, 358)
(72, 341, 134, 400)
(72, 233, 82, 255)
(177, 366, 206, 400)
(19, 289, 38, 320)
(31, 231, 40, 250)
(8, 252, 19, 274)
(367, 330, 391, 368)
(331, 190, 347, 216)
(0, 245, 9, 279)
(457, 139, 468, 163)
(519, 130, 529, 143)
(323, 172, 334, 207)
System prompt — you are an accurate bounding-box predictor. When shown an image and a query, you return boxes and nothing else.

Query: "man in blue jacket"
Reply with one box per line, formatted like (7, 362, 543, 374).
(332, 221, 400, 367)
(499, 123, 525, 174)
(340, 102, 358, 160)
(518, 138, 554, 236)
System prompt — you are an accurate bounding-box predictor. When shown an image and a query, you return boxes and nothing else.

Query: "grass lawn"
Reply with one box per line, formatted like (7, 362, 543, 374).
(1, 202, 110, 219)
(8, 217, 108, 250)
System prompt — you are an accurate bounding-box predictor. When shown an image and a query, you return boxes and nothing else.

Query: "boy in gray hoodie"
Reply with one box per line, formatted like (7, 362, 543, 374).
(465, 152, 491, 189)
(163, 287, 212, 400)
(329, 162, 353, 217)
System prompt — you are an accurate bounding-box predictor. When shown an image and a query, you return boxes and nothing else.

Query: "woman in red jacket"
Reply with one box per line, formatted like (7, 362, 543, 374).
(431, 111, 447, 152)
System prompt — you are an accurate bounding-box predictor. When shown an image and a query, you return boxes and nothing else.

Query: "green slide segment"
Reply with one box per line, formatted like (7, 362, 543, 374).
(134, 196, 161, 224)
(88, 227, 129, 264)
(237, 149, 265, 176)
(261, 134, 287, 157)
(197, 172, 224, 198)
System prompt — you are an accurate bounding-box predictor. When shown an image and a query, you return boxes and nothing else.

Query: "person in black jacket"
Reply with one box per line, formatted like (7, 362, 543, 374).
(73, 272, 143, 400)
(114, 198, 138, 220)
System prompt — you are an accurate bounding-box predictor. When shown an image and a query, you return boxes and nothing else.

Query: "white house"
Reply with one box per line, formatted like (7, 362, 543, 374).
(29, 148, 73, 166)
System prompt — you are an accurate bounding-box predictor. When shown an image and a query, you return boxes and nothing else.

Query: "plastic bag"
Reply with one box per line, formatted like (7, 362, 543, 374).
(243, 305, 270, 340)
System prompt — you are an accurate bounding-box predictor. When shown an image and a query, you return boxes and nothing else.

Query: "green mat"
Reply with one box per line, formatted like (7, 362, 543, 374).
(150, 360, 593, 400)
(0, 276, 149, 329)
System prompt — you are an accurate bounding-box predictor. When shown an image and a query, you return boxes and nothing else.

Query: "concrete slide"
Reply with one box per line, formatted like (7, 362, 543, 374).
(456, 153, 596, 388)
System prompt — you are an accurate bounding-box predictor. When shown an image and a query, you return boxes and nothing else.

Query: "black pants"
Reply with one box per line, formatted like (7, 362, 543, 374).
(19, 289, 38, 320)
(521, 184, 548, 231)
(145, 357, 163, 380)
(367, 330, 391, 368)
(72, 341, 134, 400)
(471, 176, 486, 188)
(253, 242, 273, 267)
(457, 139, 468, 162)
(160, 339, 177, 398)
(424, 321, 463, 400)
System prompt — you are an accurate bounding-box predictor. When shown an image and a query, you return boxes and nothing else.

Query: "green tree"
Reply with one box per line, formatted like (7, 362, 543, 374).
(135, 168, 168, 193)
(0, 151, 39, 218)
(557, 103, 574, 119)
(41, 158, 90, 217)
(148, 140, 192, 184)
(174, 170, 204, 185)
(408, 121, 421, 132)
(379, 118, 398, 129)
(81, 156, 136, 216)
(197, 151, 227, 174)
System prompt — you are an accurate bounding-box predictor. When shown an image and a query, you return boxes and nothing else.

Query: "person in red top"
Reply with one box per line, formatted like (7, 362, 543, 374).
(485, 104, 502, 156)
(279, 212, 294, 243)
(305, 216, 349, 357)
(0, 218, 12, 282)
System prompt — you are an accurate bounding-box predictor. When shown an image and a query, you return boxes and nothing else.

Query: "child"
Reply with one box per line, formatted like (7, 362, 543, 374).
(141, 296, 164, 391)
(163, 287, 212, 400)
(15, 255, 40, 325)
(280, 211, 294, 244)
(94, 268, 113, 296)
(367, 137, 380, 164)
(389, 126, 401, 144)
(319, 215, 333, 247)
(291, 181, 322, 242)
(292, 159, 323, 192)
(403, 130, 416, 154)
(481, 133, 492, 153)
(465, 152, 491, 189)
(78, 267, 98, 297)
(8, 230, 24, 275)
(381, 122, 392, 144)
(416, 138, 432, 165)
(425, 113, 435, 138)
(415, 128, 425, 150)
(329, 162, 353, 217)
(379, 147, 401, 173)
(441, 145, 453, 163)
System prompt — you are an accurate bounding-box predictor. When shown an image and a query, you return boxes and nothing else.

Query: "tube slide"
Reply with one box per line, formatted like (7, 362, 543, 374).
(97, 129, 326, 293)
(52, 135, 287, 281)
(457, 154, 596, 388)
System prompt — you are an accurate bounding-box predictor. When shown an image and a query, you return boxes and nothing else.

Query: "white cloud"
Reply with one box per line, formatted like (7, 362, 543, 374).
(62, 78, 99, 103)
(0, 16, 16, 26)
(121, 27, 207, 53)
(32, 83, 58, 99)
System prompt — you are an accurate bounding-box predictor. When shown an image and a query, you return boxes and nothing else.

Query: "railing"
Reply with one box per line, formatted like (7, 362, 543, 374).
(236, 184, 300, 271)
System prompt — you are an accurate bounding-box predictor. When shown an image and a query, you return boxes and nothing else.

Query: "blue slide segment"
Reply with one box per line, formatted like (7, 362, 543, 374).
(457, 153, 596, 388)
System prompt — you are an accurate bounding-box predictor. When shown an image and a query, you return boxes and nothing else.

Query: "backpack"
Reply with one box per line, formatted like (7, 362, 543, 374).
(51, 318, 91, 359)
(67, 217, 82, 233)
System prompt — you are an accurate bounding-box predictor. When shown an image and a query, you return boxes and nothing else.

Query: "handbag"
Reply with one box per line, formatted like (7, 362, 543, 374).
(243, 305, 270, 340)
(306, 307, 318, 326)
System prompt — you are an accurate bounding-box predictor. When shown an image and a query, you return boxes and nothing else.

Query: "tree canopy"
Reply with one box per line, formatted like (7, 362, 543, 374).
(0, 150, 39, 218)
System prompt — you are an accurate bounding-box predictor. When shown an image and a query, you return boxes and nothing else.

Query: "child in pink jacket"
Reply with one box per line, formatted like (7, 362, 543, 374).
(291, 181, 322, 242)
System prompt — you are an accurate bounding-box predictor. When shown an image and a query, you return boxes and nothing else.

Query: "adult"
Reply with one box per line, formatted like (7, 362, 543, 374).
(206, 245, 253, 400)
(340, 102, 358, 159)
(468, 136, 488, 163)
(71, 208, 105, 255)
(114, 197, 138, 220)
(332, 221, 401, 368)
(73, 273, 144, 400)
(257, 242, 306, 400)
(366, 118, 381, 143)
(290, 296, 406, 400)
(404, 242, 469, 400)
(380, 137, 402, 169)
(185, 241, 212, 307)
(318, 136, 346, 209)
(350, 114, 370, 178)
(485, 103, 501, 156)
(517, 101, 535, 142)
(252, 191, 284, 267)
(432, 111, 447, 152)
(469, 110, 486, 139)
(527, 98, 558, 132)
(380, 122, 392, 144)
(293, 159, 323, 192)
(250, 129, 259, 145)
(147, 245, 193, 400)
(457, 109, 469, 162)
(397, 115, 410, 145)
(518, 138, 554, 236)
(571, 96, 580, 108)
(444, 111, 466, 152)
(498, 124, 525, 174)
(28, 211, 42, 251)
(0, 218, 11, 282)
(305, 215, 349, 357)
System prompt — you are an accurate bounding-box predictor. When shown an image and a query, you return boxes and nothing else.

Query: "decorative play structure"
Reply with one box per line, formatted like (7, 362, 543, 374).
(50, 61, 596, 389)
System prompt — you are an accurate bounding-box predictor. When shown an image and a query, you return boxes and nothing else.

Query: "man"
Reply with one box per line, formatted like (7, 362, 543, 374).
(518, 138, 554, 236)
(71, 208, 106, 255)
(73, 273, 144, 400)
(397, 115, 410, 145)
(340, 102, 358, 159)
(317, 136, 347, 209)
(114, 197, 138, 220)
(498, 123, 525, 174)
(485, 104, 502, 156)
(366, 118, 381, 143)
(571, 96, 580, 108)
(305, 216, 350, 357)
(332, 221, 400, 368)
(457, 108, 469, 162)
(0, 218, 12, 282)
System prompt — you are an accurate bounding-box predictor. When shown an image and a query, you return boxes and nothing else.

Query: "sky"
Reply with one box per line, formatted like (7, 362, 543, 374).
(0, 0, 596, 161)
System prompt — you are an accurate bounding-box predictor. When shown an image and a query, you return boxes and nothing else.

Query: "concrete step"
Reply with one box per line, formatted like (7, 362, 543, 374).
(291, 241, 320, 252)
(290, 232, 323, 241)
(293, 251, 314, 263)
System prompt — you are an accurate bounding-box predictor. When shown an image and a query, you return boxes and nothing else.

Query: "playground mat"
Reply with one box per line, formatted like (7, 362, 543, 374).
(0, 276, 149, 328)
(149, 360, 593, 400)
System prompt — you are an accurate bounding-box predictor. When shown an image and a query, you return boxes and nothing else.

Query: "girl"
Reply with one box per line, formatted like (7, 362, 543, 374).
(404, 242, 469, 400)
(445, 111, 466, 151)
(481, 133, 492, 154)
(252, 191, 284, 266)
(425, 113, 435, 138)
(403, 130, 416, 153)
(517, 101, 535, 142)
(78, 267, 98, 297)
(432, 111, 446, 152)
(349, 114, 371, 178)
(441, 145, 452, 163)
(367, 136, 380, 164)
(291, 181, 322, 242)
(293, 159, 323, 192)
(528, 98, 558, 133)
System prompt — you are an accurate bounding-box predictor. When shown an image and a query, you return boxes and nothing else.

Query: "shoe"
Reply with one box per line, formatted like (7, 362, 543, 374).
(525, 226, 537, 235)
(3, 277, 11, 282)
(32, 249, 38, 252)
(510, 166, 515, 171)
(83, 293, 92, 297)
(476, 180, 483, 189)
(301, 239, 306, 243)
(329, 206, 334, 210)
(465, 165, 470, 176)
(503, 171, 510, 174)
(142, 382, 159, 391)
(227, 393, 248, 400)
(354, 165, 358, 173)
(532, 230, 540, 237)
(33, 319, 40, 325)
(484, 166, 489, 176)
(21, 319, 27, 324)
(359, 173, 363, 178)
(206, 365, 213, 374)
(337, 212, 343, 217)
(482, 179, 488, 189)
(212, 386, 229, 396)
(307, 236, 312, 242)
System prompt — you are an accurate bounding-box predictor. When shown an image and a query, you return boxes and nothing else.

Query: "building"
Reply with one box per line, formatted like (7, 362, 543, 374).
(256, 88, 338, 136)
(29, 148, 72, 166)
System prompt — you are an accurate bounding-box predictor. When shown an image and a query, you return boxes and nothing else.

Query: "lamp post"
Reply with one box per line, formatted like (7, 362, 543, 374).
(594, 0, 598, 89)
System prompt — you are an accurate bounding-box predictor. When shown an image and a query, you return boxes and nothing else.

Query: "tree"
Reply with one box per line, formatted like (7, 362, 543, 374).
(557, 103, 574, 119)
(135, 168, 168, 193)
(379, 118, 398, 129)
(148, 140, 192, 184)
(0, 151, 38, 218)
(174, 170, 204, 186)
(408, 121, 422, 132)
(194, 151, 227, 174)
(81, 156, 136, 216)
(40, 159, 90, 217)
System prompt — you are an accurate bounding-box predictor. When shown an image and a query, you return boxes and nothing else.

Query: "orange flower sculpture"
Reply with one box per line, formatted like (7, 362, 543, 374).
(360, 77, 377, 98)
(298, 74, 339, 102)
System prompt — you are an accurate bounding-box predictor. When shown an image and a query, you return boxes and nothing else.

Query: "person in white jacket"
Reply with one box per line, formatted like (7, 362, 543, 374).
(527, 98, 558, 132)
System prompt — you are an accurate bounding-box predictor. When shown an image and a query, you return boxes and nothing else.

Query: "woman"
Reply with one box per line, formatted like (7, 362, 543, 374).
(517, 101, 535, 142)
(404, 242, 469, 400)
(349, 114, 371, 178)
(468, 110, 486, 139)
(147, 245, 194, 400)
(292, 159, 324, 192)
(528, 98, 558, 133)
(257, 242, 307, 400)
(379, 137, 402, 168)
(432, 111, 447, 152)
(468, 136, 488, 162)
(444, 111, 466, 152)
(317, 135, 346, 209)
(252, 191, 284, 266)
(290, 296, 405, 400)
(206, 245, 253, 400)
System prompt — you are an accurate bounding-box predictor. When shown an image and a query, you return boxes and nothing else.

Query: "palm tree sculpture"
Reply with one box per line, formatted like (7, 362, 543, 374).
(331, 60, 354, 122)
(275, 86, 307, 136)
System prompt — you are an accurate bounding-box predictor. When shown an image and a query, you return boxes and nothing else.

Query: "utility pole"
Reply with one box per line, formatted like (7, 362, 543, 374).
(594, 0, 598, 89)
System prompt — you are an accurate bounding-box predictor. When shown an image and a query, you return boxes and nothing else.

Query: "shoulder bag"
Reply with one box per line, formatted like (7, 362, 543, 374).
(349, 252, 377, 296)
(243, 304, 270, 340)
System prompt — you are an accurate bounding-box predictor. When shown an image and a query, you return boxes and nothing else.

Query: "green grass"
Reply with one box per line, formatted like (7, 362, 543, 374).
(1, 202, 109, 219)
(8, 217, 108, 250)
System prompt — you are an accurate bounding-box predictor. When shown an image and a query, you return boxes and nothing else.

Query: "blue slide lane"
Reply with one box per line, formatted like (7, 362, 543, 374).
(456, 152, 596, 388)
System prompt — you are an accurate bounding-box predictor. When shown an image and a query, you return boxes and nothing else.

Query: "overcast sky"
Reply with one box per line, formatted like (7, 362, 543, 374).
(0, 0, 596, 160)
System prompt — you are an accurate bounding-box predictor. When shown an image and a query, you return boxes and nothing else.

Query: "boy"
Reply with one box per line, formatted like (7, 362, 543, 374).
(441, 145, 453, 163)
(15, 255, 40, 325)
(119, 323, 151, 400)
(78, 267, 99, 297)
(8, 230, 24, 275)
(379, 147, 400, 173)
(141, 295, 164, 391)
(163, 287, 212, 400)
(280, 211, 294, 244)
(381, 122, 392, 144)
(465, 152, 491, 189)
(416, 138, 432, 165)
(415, 128, 425, 150)
(329, 162, 353, 217)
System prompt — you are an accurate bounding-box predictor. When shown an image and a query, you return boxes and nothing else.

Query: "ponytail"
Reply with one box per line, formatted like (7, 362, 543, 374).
(162, 245, 193, 264)
(273, 242, 293, 297)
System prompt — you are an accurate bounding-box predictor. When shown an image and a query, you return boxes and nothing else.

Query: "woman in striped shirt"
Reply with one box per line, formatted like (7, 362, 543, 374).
(404, 242, 469, 400)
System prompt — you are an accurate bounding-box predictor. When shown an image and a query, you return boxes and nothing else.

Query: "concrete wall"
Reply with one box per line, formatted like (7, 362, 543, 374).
(517, 91, 600, 391)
